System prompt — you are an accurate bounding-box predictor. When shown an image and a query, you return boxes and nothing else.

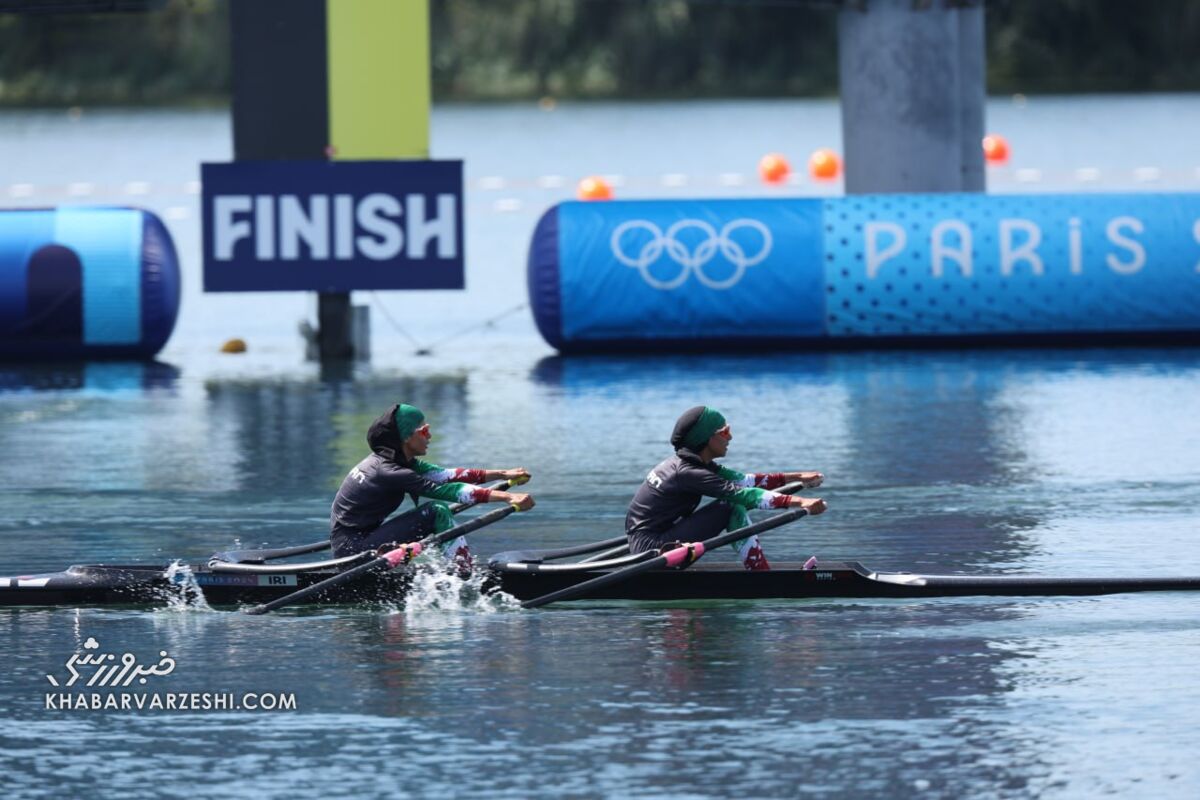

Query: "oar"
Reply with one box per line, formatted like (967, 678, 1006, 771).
(520, 507, 811, 609)
(244, 503, 524, 615)
(214, 477, 525, 564)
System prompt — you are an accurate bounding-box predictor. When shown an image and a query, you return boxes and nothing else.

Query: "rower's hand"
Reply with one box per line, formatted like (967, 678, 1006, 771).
(791, 496, 826, 515)
(500, 468, 531, 485)
(500, 492, 535, 511)
(793, 471, 823, 488)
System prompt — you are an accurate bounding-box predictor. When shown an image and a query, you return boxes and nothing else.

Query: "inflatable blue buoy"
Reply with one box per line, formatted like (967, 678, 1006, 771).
(528, 194, 1200, 352)
(0, 207, 180, 360)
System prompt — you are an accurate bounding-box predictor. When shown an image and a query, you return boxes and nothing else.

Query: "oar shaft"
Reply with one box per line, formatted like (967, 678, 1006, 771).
(520, 507, 809, 609)
(421, 503, 518, 549)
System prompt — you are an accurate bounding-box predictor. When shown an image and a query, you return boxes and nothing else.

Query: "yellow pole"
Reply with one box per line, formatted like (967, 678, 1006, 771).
(326, 0, 430, 159)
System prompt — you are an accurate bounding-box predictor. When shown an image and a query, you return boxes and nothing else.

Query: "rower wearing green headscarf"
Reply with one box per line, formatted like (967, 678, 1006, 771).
(330, 403, 534, 564)
(625, 406, 826, 570)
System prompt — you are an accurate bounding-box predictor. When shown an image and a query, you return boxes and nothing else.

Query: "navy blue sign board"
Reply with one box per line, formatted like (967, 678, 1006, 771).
(201, 160, 464, 292)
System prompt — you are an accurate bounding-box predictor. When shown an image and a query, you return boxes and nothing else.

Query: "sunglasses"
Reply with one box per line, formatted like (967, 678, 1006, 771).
(415, 423, 431, 438)
(715, 424, 732, 440)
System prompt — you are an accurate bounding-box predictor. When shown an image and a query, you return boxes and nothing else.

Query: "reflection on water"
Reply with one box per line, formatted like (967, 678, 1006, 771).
(203, 373, 469, 492)
(0, 360, 181, 393)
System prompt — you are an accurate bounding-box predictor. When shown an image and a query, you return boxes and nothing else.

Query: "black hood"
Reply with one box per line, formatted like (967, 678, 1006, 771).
(366, 404, 406, 462)
(671, 407, 718, 470)
(675, 446, 718, 471)
(670, 406, 707, 450)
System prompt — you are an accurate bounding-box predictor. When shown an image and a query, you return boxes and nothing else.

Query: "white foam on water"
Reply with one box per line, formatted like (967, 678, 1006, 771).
(155, 561, 214, 613)
(399, 560, 521, 617)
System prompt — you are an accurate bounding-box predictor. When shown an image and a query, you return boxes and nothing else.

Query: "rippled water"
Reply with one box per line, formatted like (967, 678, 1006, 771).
(2, 97, 1200, 798)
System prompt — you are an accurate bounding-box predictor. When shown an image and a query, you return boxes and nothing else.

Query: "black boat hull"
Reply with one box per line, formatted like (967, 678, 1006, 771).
(3, 561, 1200, 608)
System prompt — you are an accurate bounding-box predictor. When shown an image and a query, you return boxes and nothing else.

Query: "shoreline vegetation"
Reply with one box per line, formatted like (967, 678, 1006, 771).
(1, 0, 1199, 108)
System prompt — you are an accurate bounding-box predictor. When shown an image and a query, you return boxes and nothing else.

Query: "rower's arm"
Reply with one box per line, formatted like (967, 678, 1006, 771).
(721, 486, 793, 510)
(684, 466, 791, 511)
(412, 459, 488, 485)
(417, 481, 493, 505)
(716, 465, 790, 490)
(412, 461, 530, 486)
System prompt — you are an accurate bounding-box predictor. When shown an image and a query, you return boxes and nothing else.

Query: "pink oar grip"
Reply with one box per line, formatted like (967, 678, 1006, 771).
(662, 542, 704, 568)
(382, 542, 423, 568)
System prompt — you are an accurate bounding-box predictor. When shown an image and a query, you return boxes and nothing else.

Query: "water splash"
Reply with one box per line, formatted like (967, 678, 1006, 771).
(155, 561, 214, 612)
(400, 560, 521, 616)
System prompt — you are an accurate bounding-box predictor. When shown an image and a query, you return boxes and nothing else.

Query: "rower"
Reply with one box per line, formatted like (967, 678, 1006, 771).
(625, 406, 826, 571)
(329, 403, 534, 567)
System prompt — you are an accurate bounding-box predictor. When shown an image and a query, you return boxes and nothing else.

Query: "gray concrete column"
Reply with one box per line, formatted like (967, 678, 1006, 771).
(838, 0, 986, 194)
(317, 293, 354, 360)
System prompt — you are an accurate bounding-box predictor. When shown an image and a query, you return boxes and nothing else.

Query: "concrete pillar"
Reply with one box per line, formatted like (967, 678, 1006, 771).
(838, 0, 986, 194)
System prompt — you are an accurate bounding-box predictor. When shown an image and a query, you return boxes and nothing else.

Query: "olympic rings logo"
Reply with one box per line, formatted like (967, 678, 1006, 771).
(609, 218, 773, 290)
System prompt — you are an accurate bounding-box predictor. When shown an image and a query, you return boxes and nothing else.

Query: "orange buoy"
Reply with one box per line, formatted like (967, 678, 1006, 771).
(220, 338, 247, 354)
(808, 148, 841, 181)
(758, 153, 791, 185)
(982, 134, 1009, 165)
(577, 176, 613, 201)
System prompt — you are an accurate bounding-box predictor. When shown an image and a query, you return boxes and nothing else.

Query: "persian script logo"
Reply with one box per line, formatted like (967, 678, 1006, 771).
(610, 218, 773, 290)
(46, 637, 176, 688)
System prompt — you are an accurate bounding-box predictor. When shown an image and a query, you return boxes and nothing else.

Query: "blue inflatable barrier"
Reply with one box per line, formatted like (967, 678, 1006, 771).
(0, 207, 180, 360)
(527, 194, 1200, 351)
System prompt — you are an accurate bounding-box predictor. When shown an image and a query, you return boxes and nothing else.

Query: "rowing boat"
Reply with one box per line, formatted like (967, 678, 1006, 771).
(3, 549, 1199, 608)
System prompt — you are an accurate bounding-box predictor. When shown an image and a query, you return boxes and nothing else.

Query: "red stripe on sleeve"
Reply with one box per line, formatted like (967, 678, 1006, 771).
(758, 473, 787, 490)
